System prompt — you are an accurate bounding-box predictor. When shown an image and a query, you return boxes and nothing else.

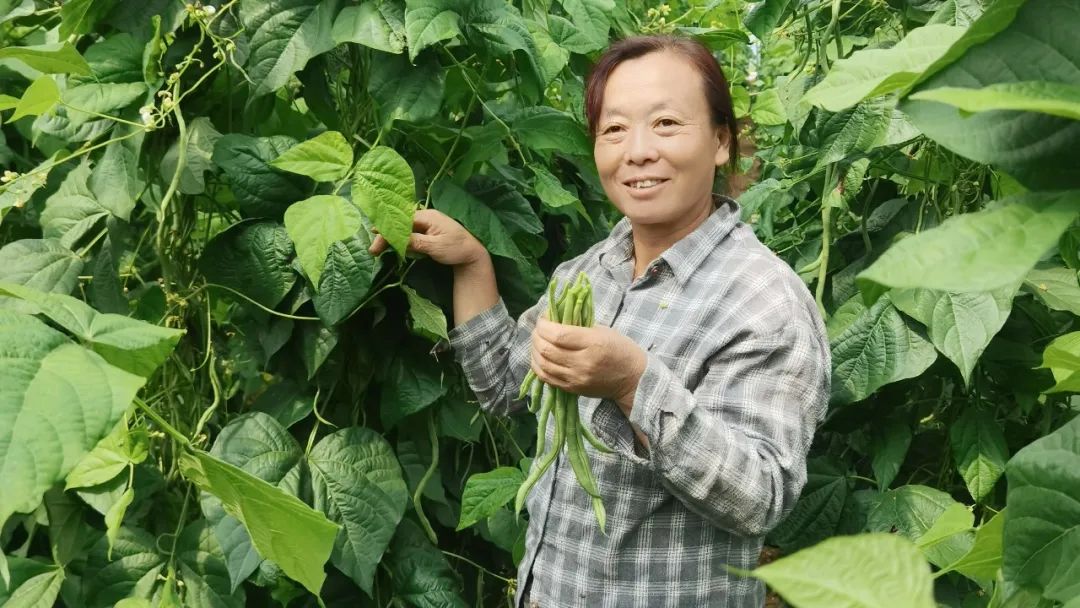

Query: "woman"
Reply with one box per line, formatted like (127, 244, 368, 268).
(371, 35, 830, 608)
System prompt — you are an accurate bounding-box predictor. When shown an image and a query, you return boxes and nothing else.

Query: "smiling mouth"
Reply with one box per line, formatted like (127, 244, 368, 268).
(624, 178, 669, 190)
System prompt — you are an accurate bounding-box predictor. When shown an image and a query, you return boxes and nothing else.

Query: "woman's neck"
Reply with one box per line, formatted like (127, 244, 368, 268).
(630, 199, 714, 279)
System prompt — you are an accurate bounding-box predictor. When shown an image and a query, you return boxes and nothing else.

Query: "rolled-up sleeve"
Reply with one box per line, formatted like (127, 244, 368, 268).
(627, 302, 831, 537)
(448, 295, 547, 417)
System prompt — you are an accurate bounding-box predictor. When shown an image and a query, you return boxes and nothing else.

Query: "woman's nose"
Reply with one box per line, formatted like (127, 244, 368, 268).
(623, 127, 659, 165)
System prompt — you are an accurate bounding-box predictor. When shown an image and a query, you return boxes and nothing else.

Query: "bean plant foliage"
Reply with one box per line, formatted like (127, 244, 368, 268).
(0, 0, 1077, 606)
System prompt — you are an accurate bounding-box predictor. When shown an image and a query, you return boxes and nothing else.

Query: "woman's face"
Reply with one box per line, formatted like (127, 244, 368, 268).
(593, 50, 729, 229)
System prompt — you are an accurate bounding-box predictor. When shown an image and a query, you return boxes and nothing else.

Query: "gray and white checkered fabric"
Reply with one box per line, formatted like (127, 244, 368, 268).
(448, 197, 831, 608)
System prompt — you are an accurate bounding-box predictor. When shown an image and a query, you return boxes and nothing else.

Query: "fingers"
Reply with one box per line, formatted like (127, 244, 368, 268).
(531, 343, 574, 389)
(535, 317, 591, 350)
(368, 233, 387, 255)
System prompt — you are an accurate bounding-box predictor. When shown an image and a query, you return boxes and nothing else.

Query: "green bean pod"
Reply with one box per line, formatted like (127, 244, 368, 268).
(515, 388, 567, 517)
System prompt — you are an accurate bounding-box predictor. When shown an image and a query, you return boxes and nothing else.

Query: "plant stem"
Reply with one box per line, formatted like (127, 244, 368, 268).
(134, 396, 191, 447)
(414, 412, 440, 545)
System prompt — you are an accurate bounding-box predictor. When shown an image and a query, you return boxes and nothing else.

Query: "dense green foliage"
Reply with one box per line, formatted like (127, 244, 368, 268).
(0, 0, 1078, 606)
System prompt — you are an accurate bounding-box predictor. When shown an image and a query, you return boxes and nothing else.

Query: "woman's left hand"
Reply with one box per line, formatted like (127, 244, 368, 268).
(530, 317, 648, 412)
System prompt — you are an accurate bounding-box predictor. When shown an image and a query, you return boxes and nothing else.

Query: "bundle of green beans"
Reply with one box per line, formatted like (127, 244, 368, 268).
(515, 271, 613, 532)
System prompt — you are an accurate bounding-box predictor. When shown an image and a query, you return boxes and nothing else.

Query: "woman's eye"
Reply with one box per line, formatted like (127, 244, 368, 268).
(657, 118, 678, 128)
(601, 125, 623, 135)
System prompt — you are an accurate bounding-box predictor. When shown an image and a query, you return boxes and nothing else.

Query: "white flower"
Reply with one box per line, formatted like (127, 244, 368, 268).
(139, 105, 155, 125)
(203, 4, 216, 15)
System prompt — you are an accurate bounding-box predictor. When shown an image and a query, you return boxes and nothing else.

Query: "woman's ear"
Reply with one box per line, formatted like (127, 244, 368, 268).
(713, 128, 730, 168)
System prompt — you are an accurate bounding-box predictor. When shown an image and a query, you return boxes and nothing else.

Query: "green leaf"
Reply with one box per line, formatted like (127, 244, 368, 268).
(556, 0, 612, 53)
(1003, 414, 1080, 604)
(66, 420, 147, 489)
(751, 88, 787, 126)
(89, 137, 141, 222)
(404, 0, 463, 61)
(814, 99, 892, 167)
(910, 81, 1080, 121)
(76, 33, 144, 84)
(200, 220, 298, 309)
(313, 230, 381, 325)
(39, 161, 109, 249)
(0, 42, 91, 75)
(104, 487, 134, 559)
(1024, 265, 1080, 316)
(2, 566, 64, 608)
(949, 408, 1009, 503)
(241, 0, 339, 100)
(380, 349, 449, 428)
(744, 0, 791, 41)
(284, 195, 363, 287)
(532, 165, 579, 210)
(212, 134, 312, 218)
(402, 285, 448, 342)
(856, 191, 1079, 296)
(332, 1, 406, 53)
(59, 0, 117, 38)
(351, 145, 416, 257)
(201, 412, 305, 592)
(674, 27, 750, 52)
(0, 310, 144, 534)
(9, 76, 59, 123)
(81, 527, 164, 607)
(829, 294, 937, 405)
(61, 83, 145, 128)
(161, 116, 222, 196)
(943, 508, 1005, 581)
(432, 179, 526, 266)
(767, 462, 852, 552)
(308, 427, 409, 595)
(1039, 331, 1080, 393)
(512, 106, 590, 156)
(384, 519, 468, 608)
(175, 520, 246, 608)
(526, 18, 570, 85)
(0, 239, 82, 302)
(891, 285, 1016, 385)
(803, 25, 965, 112)
(870, 422, 911, 490)
(915, 503, 974, 553)
(368, 52, 445, 127)
(270, 131, 353, 182)
(900, 0, 1080, 189)
(457, 467, 525, 530)
(179, 448, 338, 597)
(0, 558, 59, 606)
(299, 321, 339, 379)
(867, 484, 974, 568)
(749, 533, 936, 608)
(0, 282, 184, 378)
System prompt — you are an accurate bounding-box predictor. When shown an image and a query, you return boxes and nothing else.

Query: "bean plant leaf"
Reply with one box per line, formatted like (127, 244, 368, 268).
(9, 76, 59, 123)
(891, 285, 1017, 385)
(0, 310, 144, 536)
(270, 131, 353, 182)
(0, 42, 91, 75)
(432, 179, 526, 266)
(1003, 414, 1080, 604)
(0, 239, 82, 301)
(814, 99, 892, 167)
(404, 0, 463, 61)
(284, 195, 363, 288)
(61, 83, 146, 128)
(0, 557, 60, 606)
(200, 220, 298, 309)
(867, 484, 974, 568)
(2, 565, 64, 608)
(1038, 331, 1080, 393)
(352, 146, 416, 258)
(0, 282, 184, 378)
(308, 427, 409, 595)
(751, 88, 787, 126)
(39, 162, 110, 249)
(949, 408, 1008, 503)
(870, 422, 911, 491)
(368, 53, 446, 127)
(803, 24, 965, 112)
(943, 509, 1005, 581)
(58, 0, 118, 38)
(910, 81, 1080, 121)
(66, 420, 148, 489)
(829, 294, 937, 405)
(313, 230, 381, 325)
(1023, 265, 1080, 316)
(380, 349, 449, 428)
(457, 467, 525, 531)
(82, 527, 164, 607)
(241, 0, 340, 100)
(384, 519, 469, 608)
(212, 134, 312, 218)
(856, 191, 1080, 297)
(749, 533, 936, 608)
(767, 463, 851, 553)
(178, 448, 339, 597)
(333, 1, 406, 53)
(744, 0, 791, 41)
(512, 106, 591, 156)
(900, 0, 1080, 190)
(402, 285, 448, 342)
(915, 503, 974, 553)
(161, 116, 222, 196)
(557, 0, 612, 52)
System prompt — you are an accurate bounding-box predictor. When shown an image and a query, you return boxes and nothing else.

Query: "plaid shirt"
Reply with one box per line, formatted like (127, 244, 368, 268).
(448, 197, 831, 608)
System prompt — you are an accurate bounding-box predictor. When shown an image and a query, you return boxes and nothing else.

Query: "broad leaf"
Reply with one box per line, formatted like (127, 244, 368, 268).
(284, 195, 363, 287)
(512, 106, 590, 156)
(0, 310, 144, 535)
(803, 25, 965, 111)
(333, 1, 406, 53)
(768, 462, 852, 552)
(313, 230, 381, 325)
(856, 191, 1080, 296)
(270, 131, 353, 182)
(212, 134, 312, 218)
(352, 146, 416, 258)
(0, 557, 61, 606)
(179, 448, 338, 597)
(368, 53, 445, 127)
(749, 533, 936, 608)
(89, 136, 141, 222)
(744, 0, 791, 41)
(241, 0, 339, 100)
(200, 220, 297, 309)
(891, 285, 1016, 385)
(384, 519, 468, 608)
(1037, 331, 1080, 393)
(915, 503, 974, 555)
(402, 285, 448, 342)
(556, 0, 612, 53)
(1004, 414, 1080, 604)
(39, 162, 109, 249)
(910, 81, 1080, 121)
(82, 527, 164, 607)
(404, 0, 463, 61)
(0, 42, 91, 75)
(950, 408, 1008, 503)
(532, 165, 580, 210)
(457, 467, 524, 530)
(58, 0, 117, 38)
(1023, 265, 1080, 316)
(9, 76, 59, 123)
(160, 117, 222, 196)
(66, 419, 148, 489)
(432, 179, 526, 266)
(814, 99, 892, 167)
(3, 566, 63, 608)
(943, 509, 1005, 581)
(61, 83, 145, 128)
(308, 427, 409, 595)
(870, 422, 911, 491)
(0, 239, 82, 301)
(829, 294, 937, 405)
(751, 88, 787, 126)
(0, 282, 183, 378)
(380, 349, 449, 428)
(867, 484, 975, 568)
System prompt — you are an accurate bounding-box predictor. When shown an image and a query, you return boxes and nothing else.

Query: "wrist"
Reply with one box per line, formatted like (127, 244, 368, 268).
(452, 243, 491, 270)
(613, 348, 647, 414)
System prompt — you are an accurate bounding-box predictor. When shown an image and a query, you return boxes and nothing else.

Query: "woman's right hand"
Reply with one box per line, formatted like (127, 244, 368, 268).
(367, 208, 487, 267)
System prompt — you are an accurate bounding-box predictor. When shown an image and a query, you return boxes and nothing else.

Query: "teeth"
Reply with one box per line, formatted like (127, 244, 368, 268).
(630, 179, 661, 189)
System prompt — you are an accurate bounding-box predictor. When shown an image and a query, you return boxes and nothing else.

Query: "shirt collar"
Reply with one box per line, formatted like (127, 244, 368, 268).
(598, 195, 743, 285)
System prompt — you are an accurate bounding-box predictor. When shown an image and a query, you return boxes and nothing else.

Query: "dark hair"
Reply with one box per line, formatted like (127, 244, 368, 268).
(583, 35, 740, 171)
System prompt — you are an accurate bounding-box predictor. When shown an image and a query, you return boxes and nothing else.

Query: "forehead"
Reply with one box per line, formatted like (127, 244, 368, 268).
(600, 50, 707, 117)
